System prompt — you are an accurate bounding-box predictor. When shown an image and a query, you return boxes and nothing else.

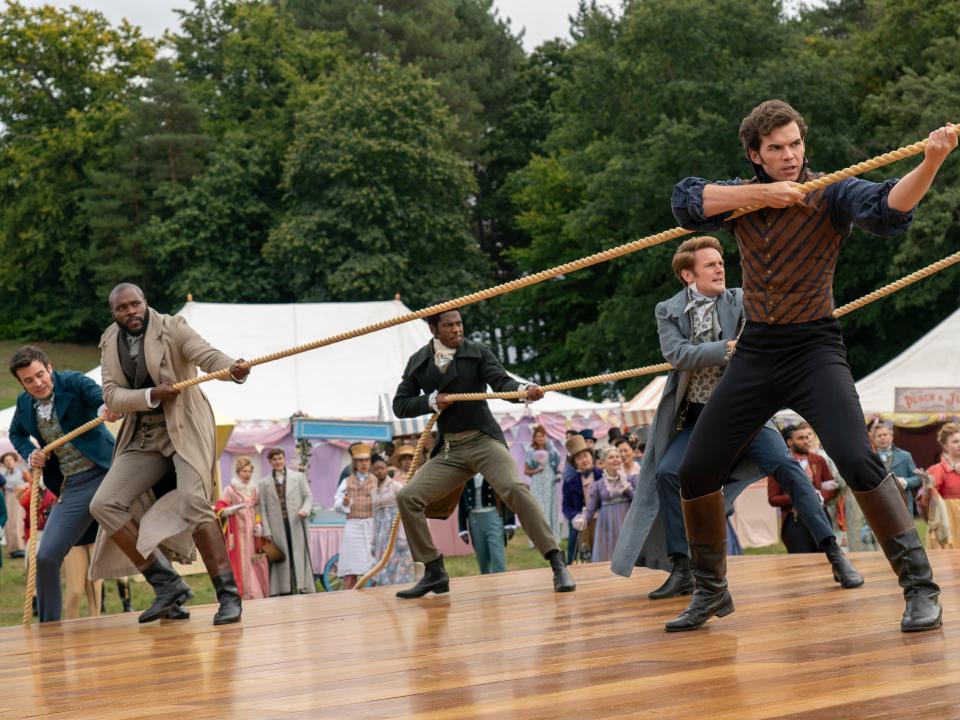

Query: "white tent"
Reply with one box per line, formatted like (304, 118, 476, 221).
(855, 304, 960, 417)
(621, 375, 668, 427)
(1, 300, 615, 430)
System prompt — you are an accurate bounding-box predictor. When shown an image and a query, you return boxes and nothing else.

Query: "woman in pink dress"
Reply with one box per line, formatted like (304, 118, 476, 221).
(216, 457, 269, 599)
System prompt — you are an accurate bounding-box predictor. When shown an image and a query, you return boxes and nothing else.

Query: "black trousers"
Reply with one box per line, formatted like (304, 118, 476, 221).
(781, 508, 832, 553)
(678, 318, 887, 499)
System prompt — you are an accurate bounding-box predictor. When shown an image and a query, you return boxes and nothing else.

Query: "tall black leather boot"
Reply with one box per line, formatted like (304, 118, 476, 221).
(822, 537, 864, 589)
(665, 490, 734, 632)
(193, 521, 242, 625)
(547, 549, 575, 592)
(854, 474, 941, 632)
(109, 522, 193, 624)
(396, 555, 449, 598)
(648, 554, 695, 599)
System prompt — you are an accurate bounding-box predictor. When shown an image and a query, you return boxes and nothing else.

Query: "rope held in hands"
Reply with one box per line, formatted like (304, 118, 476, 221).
(353, 247, 960, 589)
(23, 128, 954, 615)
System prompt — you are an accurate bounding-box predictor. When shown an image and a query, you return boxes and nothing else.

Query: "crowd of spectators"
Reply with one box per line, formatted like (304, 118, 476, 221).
(7, 413, 957, 611)
(766, 419, 960, 556)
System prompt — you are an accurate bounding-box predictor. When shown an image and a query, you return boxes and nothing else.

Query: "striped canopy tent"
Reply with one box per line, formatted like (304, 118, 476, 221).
(854, 303, 960, 427)
(621, 375, 668, 428)
(379, 393, 430, 436)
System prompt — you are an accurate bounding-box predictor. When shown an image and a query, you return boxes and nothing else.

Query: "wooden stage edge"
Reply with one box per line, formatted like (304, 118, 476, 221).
(4, 551, 960, 720)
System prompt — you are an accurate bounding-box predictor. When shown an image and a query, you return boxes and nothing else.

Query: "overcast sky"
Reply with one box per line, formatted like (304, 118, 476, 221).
(27, 1, 621, 51)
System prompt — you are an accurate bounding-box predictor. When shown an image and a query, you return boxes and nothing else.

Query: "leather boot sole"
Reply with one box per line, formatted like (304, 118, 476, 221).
(664, 593, 735, 633)
(139, 588, 194, 624)
(831, 567, 865, 589)
(213, 611, 242, 626)
(164, 605, 190, 621)
(396, 581, 450, 599)
(901, 601, 943, 632)
(902, 615, 943, 632)
(648, 580, 695, 600)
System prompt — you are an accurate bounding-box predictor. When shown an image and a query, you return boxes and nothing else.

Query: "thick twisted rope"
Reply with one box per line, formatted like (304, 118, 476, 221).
(726, 137, 934, 220)
(29, 130, 940, 457)
(19, 373, 225, 624)
(171, 131, 939, 391)
(355, 413, 438, 590)
(353, 246, 960, 585)
(22, 468, 41, 624)
(23, 129, 947, 609)
(833, 249, 960, 317)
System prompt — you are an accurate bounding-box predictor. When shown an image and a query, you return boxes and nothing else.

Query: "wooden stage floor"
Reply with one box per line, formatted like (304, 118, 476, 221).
(4, 551, 960, 719)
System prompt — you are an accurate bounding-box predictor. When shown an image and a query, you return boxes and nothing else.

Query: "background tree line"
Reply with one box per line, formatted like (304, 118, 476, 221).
(0, 0, 958, 398)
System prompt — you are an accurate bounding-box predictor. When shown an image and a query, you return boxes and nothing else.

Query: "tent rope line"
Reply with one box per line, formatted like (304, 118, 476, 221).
(354, 246, 960, 589)
(21, 129, 951, 618)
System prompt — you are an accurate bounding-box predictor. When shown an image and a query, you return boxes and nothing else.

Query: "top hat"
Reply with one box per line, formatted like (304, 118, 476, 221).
(350, 444, 372, 460)
(565, 435, 591, 459)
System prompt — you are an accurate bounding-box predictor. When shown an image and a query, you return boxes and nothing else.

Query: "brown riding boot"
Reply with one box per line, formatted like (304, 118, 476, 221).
(109, 521, 193, 623)
(193, 520, 242, 625)
(664, 490, 735, 632)
(854, 474, 941, 632)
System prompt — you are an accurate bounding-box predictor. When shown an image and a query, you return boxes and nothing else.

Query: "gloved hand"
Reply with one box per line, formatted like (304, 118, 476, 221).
(253, 524, 263, 538)
(821, 480, 839, 493)
(504, 526, 516, 542)
(896, 476, 908, 489)
(572, 515, 586, 531)
(459, 531, 470, 545)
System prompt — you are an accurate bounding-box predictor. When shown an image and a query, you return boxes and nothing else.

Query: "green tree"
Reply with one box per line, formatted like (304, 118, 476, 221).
(264, 61, 491, 306)
(286, 0, 524, 159)
(174, 0, 350, 158)
(143, 139, 279, 303)
(0, 1, 154, 339)
(80, 59, 211, 304)
(501, 0, 867, 392)
(158, 1, 351, 305)
(286, 0, 529, 308)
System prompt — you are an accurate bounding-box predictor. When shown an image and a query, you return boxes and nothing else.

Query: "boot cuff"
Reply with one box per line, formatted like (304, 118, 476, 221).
(853, 474, 915, 544)
(681, 490, 726, 545)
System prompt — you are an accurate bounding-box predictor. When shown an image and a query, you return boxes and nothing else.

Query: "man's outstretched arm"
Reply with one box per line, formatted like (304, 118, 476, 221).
(887, 125, 958, 212)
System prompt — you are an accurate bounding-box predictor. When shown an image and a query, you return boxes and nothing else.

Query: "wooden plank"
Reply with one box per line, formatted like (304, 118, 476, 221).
(2, 551, 958, 719)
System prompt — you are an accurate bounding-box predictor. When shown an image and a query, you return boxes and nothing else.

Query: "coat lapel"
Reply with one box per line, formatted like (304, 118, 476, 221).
(437, 355, 460, 391)
(665, 289, 691, 338)
(101, 325, 127, 389)
(716, 290, 741, 339)
(143, 308, 165, 386)
(285, 473, 300, 511)
(52, 371, 75, 422)
(424, 346, 445, 390)
(438, 340, 483, 391)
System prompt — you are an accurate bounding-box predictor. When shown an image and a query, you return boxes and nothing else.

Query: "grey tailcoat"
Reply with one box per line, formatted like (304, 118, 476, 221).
(610, 287, 768, 576)
(257, 470, 316, 595)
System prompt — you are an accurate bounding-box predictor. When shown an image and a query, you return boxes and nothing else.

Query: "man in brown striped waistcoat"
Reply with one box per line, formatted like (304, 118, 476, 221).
(668, 99, 957, 634)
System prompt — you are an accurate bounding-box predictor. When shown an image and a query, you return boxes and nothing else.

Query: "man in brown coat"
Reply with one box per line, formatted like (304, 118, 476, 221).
(90, 283, 250, 625)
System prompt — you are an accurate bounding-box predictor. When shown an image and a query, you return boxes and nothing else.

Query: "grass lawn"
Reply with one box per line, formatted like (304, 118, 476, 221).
(0, 553, 219, 627)
(0, 341, 101, 407)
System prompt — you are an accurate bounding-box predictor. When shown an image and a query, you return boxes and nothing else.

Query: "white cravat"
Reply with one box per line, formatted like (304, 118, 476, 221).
(433, 340, 457, 372)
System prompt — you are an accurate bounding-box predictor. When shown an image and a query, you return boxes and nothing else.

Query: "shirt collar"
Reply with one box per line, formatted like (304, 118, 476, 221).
(751, 158, 810, 184)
